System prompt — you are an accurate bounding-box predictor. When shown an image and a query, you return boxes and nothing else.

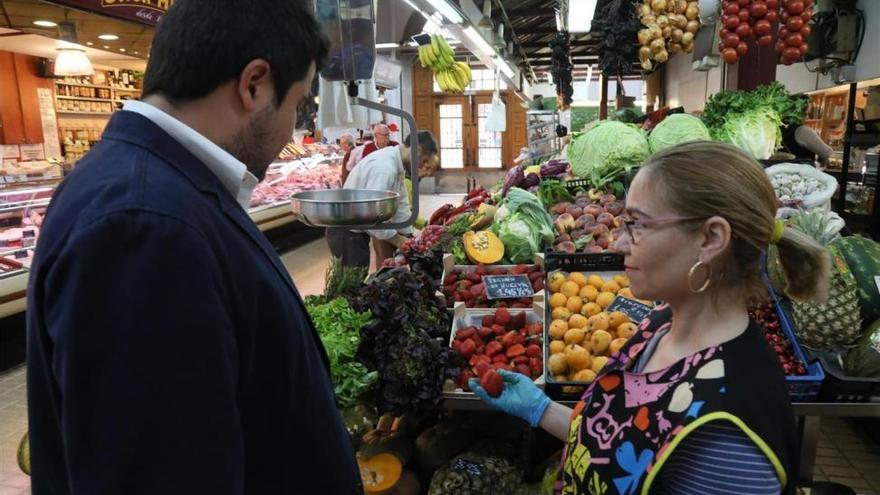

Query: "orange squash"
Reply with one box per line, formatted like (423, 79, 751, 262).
(463, 230, 504, 265)
(358, 453, 403, 495)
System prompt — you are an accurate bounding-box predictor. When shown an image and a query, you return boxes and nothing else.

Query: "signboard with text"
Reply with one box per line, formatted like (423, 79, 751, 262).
(47, 0, 173, 26)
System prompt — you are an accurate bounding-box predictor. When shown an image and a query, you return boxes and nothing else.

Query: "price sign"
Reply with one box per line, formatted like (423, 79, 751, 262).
(605, 296, 653, 323)
(411, 33, 432, 46)
(483, 274, 534, 300)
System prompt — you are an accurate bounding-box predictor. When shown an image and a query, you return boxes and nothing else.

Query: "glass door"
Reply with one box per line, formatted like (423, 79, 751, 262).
(437, 98, 467, 169)
(475, 96, 503, 168)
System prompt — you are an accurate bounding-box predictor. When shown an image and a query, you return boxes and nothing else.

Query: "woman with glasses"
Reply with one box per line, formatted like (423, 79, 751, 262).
(470, 141, 830, 494)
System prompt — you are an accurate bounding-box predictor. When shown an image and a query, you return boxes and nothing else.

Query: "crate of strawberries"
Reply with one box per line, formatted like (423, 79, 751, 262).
(448, 303, 544, 394)
(440, 254, 545, 309)
(749, 296, 824, 402)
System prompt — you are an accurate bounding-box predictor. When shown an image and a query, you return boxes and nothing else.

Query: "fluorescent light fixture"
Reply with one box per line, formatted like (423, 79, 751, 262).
(463, 26, 495, 57)
(55, 48, 94, 76)
(103, 45, 110, 49)
(425, 0, 463, 24)
(119, 48, 126, 52)
(375, 43, 400, 49)
(33, 20, 57, 27)
(98, 34, 119, 41)
(495, 58, 515, 78)
(568, 0, 598, 33)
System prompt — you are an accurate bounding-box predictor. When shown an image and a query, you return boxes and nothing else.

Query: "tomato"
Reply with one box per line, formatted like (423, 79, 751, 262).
(755, 19, 772, 35)
(779, 27, 790, 39)
(786, 33, 803, 46)
(736, 41, 749, 56)
(775, 40, 787, 54)
(722, 47, 739, 63)
(803, 0, 813, 6)
(725, 33, 741, 48)
(720, 27, 731, 38)
(766, 0, 779, 8)
(738, 0, 750, 6)
(724, 15, 741, 29)
(724, 2, 740, 14)
(786, 16, 804, 31)
(800, 24, 811, 37)
(799, 43, 809, 55)
(758, 34, 774, 47)
(787, 1, 805, 14)
(765, 10, 778, 23)
(738, 9, 751, 21)
(750, 2, 768, 18)
(782, 46, 800, 62)
(801, 10, 812, 21)
(781, 10, 789, 22)
(736, 23, 751, 38)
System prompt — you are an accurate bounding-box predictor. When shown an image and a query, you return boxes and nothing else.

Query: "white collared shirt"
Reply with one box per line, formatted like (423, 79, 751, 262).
(343, 145, 412, 240)
(122, 100, 258, 210)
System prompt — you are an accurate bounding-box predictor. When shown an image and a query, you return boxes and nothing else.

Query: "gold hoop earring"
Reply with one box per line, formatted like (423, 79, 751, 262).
(688, 260, 712, 293)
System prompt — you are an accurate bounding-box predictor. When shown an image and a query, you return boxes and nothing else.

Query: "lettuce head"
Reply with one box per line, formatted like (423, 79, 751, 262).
(648, 114, 712, 153)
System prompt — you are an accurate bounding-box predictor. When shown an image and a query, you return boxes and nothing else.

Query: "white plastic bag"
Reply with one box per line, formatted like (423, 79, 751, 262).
(485, 94, 507, 132)
(765, 162, 838, 210)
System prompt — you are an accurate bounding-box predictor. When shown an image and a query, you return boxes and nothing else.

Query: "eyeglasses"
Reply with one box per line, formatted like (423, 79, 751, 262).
(621, 215, 705, 245)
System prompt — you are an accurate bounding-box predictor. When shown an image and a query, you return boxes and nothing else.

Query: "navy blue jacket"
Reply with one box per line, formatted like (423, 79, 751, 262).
(26, 111, 361, 494)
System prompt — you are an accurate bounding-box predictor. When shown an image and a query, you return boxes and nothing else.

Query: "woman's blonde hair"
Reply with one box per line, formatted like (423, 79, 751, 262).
(641, 140, 829, 304)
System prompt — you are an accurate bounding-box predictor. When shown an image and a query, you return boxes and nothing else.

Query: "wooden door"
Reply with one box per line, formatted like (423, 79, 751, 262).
(434, 97, 468, 169)
(13, 53, 53, 144)
(0, 51, 25, 145)
(471, 95, 503, 169)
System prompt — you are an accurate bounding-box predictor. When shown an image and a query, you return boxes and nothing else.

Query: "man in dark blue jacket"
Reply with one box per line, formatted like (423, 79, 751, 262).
(26, 1, 362, 493)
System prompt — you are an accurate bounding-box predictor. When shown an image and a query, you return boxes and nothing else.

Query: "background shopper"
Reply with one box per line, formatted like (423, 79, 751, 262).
(26, 1, 361, 493)
(470, 141, 830, 495)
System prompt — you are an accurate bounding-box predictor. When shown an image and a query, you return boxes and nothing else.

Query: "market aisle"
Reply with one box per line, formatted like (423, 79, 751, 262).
(0, 365, 29, 495)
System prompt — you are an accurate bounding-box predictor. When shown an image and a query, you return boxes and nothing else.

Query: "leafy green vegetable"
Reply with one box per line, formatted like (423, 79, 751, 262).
(648, 114, 712, 153)
(568, 121, 649, 189)
(492, 189, 555, 263)
(305, 297, 376, 409)
(538, 179, 573, 208)
(324, 257, 368, 301)
(701, 81, 806, 159)
(450, 238, 468, 264)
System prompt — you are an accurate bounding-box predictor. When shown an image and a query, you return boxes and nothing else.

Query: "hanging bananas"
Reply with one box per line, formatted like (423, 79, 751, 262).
(418, 35, 472, 94)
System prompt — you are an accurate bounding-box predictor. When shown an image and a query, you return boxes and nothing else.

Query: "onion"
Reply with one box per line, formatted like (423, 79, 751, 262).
(685, 2, 700, 20)
(651, 0, 667, 12)
(682, 31, 695, 44)
(686, 20, 701, 33)
(639, 45, 653, 60)
(654, 50, 669, 62)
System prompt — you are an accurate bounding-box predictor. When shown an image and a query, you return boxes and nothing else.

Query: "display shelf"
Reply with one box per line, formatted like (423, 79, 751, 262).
(112, 87, 141, 93)
(56, 110, 112, 116)
(529, 136, 557, 146)
(249, 203, 296, 232)
(56, 95, 113, 103)
(55, 82, 112, 90)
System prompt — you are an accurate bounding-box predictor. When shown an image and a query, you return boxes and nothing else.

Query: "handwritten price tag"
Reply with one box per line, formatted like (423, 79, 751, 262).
(483, 274, 534, 300)
(605, 296, 653, 323)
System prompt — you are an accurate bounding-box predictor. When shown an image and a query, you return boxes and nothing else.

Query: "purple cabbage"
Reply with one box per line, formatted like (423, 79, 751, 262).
(502, 166, 525, 197)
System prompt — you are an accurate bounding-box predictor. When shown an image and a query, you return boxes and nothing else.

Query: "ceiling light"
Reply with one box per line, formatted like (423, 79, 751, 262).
(33, 20, 57, 28)
(568, 0, 598, 33)
(98, 34, 119, 41)
(425, 0, 463, 24)
(103, 45, 110, 49)
(375, 43, 400, 49)
(85, 41, 93, 46)
(55, 49, 94, 76)
(119, 48, 126, 52)
(463, 26, 494, 57)
(133, 51, 139, 54)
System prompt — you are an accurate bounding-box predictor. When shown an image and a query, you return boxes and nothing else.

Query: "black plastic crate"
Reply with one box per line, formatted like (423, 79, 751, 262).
(816, 352, 880, 403)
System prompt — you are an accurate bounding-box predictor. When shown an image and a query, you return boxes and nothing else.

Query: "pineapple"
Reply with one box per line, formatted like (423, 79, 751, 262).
(784, 211, 861, 350)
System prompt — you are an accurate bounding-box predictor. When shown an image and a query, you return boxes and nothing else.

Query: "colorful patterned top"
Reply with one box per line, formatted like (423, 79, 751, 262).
(556, 303, 797, 495)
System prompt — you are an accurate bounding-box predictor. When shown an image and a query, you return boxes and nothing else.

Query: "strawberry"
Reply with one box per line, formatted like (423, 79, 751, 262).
(510, 313, 527, 330)
(453, 292, 462, 302)
(492, 353, 508, 364)
(470, 283, 485, 296)
(451, 340, 462, 352)
(492, 324, 507, 336)
(456, 327, 476, 340)
(529, 357, 543, 376)
(501, 331, 518, 348)
(474, 361, 493, 378)
(465, 272, 481, 283)
(532, 279, 544, 292)
(516, 364, 532, 377)
(458, 369, 474, 390)
(514, 333, 526, 346)
(480, 369, 505, 397)
(478, 326, 494, 340)
(470, 354, 491, 367)
(475, 263, 488, 276)
(491, 268, 508, 276)
(485, 341, 504, 357)
(526, 323, 543, 336)
(459, 339, 476, 359)
(526, 344, 542, 358)
(506, 344, 526, 359)
(495, 307, 511, 326)
(458, 279, 474, 290)
(528, 271, 544, 282)
(512, 264, 529, 275)
(460, 291, 474, 302)
(482, 315, 495, 327)
(512, 355, 529, 365)
(443, 273, 459, 285)
(519, 298, 533, 305)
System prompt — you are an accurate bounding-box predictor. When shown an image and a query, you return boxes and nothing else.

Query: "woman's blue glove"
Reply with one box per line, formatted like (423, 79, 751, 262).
(468, 370, 552, 427)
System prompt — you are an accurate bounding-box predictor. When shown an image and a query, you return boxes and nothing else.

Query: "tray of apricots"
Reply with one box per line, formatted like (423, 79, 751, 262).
(543, 266, 653, 398)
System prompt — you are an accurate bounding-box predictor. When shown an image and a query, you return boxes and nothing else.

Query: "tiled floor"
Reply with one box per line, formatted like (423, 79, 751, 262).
(3, 193, 880, 494)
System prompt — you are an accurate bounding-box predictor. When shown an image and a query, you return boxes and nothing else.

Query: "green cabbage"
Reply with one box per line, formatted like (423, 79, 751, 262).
(716, 107, 782, 160)
(648, 114, 712, 153)
(568, 121, 649, 188)
(492, 189, 555, 263)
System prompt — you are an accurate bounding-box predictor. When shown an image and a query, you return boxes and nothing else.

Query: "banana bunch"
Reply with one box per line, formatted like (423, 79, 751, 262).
(418, 34, 455, 71)
(434, 62, 472, 94)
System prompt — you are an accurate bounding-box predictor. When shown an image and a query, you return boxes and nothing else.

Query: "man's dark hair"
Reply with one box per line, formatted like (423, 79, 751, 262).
(143, 0, 330, 105)
(404, 131, 438, 157)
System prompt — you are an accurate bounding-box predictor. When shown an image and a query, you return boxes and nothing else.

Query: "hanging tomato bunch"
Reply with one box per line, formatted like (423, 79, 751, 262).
(717, 0, 812, 65)
(776, 0, 813, 65)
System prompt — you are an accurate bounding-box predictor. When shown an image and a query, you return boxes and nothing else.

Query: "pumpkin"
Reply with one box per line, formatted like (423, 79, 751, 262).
(358, 453, 403, 495)
(471, 204, 497, 231)
(360, 414, 413, 465)
(463, 230, 504, 265)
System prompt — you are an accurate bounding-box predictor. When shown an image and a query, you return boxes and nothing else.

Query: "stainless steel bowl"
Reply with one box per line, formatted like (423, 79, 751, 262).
(290, 189, 399, 227)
